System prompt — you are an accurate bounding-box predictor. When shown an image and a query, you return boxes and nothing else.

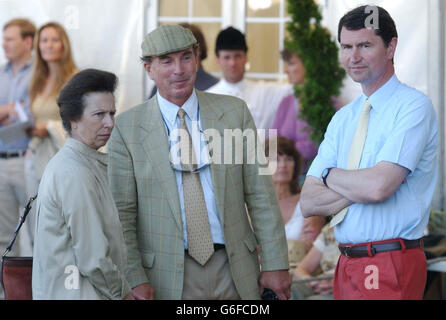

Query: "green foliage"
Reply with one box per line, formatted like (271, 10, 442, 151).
(285, 0, 345, 144)
(429, 209, 446, 236)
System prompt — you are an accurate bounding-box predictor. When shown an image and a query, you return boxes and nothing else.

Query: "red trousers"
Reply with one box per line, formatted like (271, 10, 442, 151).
(334, 239, 426, 300)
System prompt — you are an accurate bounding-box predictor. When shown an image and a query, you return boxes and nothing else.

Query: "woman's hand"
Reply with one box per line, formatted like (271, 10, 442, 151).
(309, 279, 333, 295)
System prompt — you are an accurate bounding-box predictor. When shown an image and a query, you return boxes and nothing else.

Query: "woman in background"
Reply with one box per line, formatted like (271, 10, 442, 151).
(265, 136, 325, 266)
(25, 22, 77, 243)
(271, 49, 317, 174)
(292, 225, 339, 300)
(26, 22, 77, 196)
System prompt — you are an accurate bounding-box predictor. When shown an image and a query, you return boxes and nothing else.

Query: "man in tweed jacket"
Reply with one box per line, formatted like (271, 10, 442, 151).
(108, 25, 290, 300)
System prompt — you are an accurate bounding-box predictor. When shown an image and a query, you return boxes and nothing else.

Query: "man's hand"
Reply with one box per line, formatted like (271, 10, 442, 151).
(123, 292, 136, 300)
(259, 270, 291, 300)
(131, 282, 155, 300)
(301, 176, 352, 218)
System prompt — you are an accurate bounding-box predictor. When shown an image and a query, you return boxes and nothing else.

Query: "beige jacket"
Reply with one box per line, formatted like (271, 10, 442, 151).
(32, 138, 131, 300)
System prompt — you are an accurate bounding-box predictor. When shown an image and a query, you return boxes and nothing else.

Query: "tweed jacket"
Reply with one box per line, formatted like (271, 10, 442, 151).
(108, 90, 289, 300)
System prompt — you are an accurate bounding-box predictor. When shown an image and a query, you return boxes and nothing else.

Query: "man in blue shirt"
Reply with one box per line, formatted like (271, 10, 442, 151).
(300, 6, 438, 300)
(0, 18, 35, 299)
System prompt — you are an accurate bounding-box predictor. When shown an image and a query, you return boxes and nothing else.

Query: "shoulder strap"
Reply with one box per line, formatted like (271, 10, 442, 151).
(2, 195, 37, 258)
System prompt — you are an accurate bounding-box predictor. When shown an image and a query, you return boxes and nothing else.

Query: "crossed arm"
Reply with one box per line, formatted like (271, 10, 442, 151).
(300, 161, 409, 218)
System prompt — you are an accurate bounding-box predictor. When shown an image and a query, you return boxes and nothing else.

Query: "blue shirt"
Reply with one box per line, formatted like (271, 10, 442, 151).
(156, 90, 225, 248)
(0, 59, 33, 152)
(307, 75, 439, 244)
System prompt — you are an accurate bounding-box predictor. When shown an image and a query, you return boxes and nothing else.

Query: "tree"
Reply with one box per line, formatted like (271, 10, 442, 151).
(285, 0, 345, 144)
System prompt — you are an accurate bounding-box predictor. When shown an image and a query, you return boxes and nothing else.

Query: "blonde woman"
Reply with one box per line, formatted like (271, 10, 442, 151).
(25, 22, 77, 241)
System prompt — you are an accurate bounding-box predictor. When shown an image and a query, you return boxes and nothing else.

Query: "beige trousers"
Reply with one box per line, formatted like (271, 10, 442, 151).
(182, 249, 241, 300)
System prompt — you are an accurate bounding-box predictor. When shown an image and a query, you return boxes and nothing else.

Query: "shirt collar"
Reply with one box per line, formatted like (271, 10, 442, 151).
(156, 89, 198, 127)
(363, 74, 400, 112)
(65, 137, 108, 165)
(219, 78, 247, 92)
(4, 58, 33, 73)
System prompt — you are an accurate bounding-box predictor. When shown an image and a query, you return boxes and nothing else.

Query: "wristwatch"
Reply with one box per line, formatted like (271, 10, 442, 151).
(321, 167, 334, 187)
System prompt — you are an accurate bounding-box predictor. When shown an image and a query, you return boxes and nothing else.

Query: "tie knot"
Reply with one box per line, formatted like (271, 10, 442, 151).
(364, 101, 372, 113)
(178, 108, 186, 120)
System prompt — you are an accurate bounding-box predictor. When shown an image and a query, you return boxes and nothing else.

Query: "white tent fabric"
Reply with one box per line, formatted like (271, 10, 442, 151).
(0, 0, 146, 114)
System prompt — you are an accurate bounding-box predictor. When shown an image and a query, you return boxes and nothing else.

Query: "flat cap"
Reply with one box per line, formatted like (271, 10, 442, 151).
(141, 24, 197, 57)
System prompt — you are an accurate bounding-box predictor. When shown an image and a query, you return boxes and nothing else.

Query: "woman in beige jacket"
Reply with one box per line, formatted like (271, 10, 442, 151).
(32, 69, 132, 300)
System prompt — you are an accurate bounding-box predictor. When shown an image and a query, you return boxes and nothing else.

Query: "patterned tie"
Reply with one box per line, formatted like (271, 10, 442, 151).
(177, 108, 214, 265)
(330, 100, 372, 227)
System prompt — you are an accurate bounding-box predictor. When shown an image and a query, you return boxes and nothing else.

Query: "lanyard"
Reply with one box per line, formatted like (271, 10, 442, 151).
(160, 106, 210, 171)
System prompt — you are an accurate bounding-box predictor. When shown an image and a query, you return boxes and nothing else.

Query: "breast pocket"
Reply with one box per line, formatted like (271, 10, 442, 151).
(362, 134, 387, 164)
(141, 252, 155, 269)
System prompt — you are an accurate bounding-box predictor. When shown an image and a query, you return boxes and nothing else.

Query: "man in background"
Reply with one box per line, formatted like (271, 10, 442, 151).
(207, 26, 290, 131)
(0, 18, 36, 300)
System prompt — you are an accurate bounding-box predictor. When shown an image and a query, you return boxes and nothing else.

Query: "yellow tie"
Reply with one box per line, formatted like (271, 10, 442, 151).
(330, 100, 372, 227)
(178, 109, 214, 265)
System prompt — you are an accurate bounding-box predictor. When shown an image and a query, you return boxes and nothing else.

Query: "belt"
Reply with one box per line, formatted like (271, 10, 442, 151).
(0, 151, 26, 159)
(185, 243, 225, 253)
(339, 239, 423, 258)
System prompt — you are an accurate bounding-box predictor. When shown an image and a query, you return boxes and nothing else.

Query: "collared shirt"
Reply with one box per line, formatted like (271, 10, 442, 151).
(0, 59, 33, 152)
(307, 75, 439, 244)
(207, 78, 291, 131)
(156, 90, 225, 248)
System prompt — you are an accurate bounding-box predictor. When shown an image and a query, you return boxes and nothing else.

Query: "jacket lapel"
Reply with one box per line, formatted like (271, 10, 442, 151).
(197, 91, 227, 227)
(139, 98, 183, 233)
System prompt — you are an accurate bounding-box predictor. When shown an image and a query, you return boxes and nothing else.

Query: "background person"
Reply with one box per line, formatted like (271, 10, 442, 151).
(25, 22, 77, 243)
(292, 225, 339, 300)
(265, 136, 325, 266)
(108, 24, 290, 300)
(0, 17, 36, 301)
(270, 49, 318, 173)
(32, 69, 133, 300)
(207, 26, 290, 132)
